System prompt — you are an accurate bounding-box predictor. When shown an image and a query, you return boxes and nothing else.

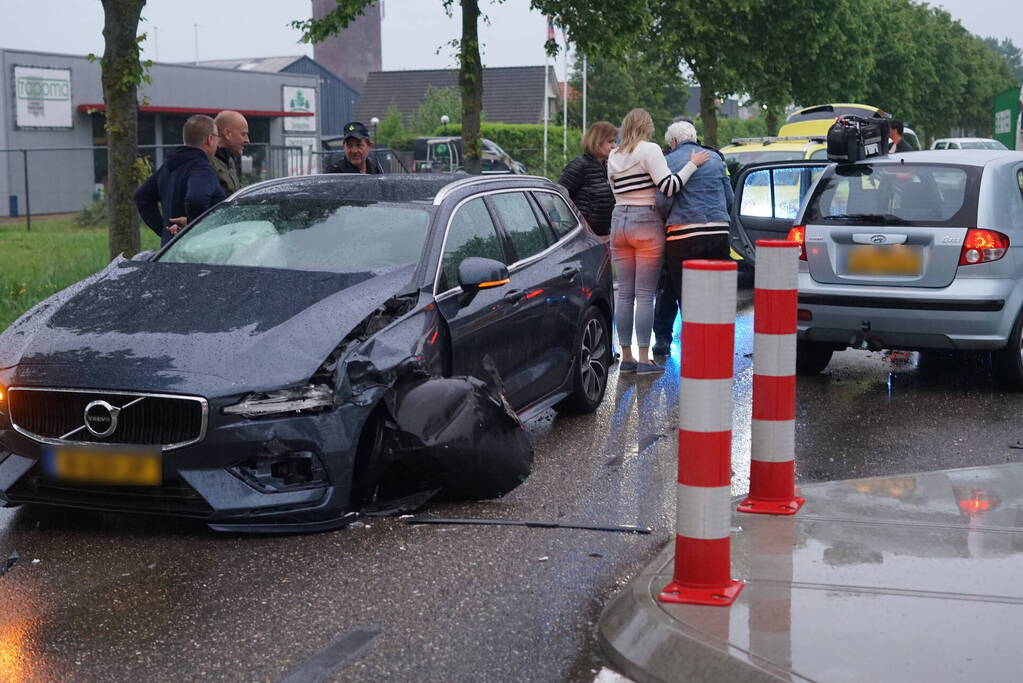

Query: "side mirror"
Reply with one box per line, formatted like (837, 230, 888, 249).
(456, 257, 509, 306)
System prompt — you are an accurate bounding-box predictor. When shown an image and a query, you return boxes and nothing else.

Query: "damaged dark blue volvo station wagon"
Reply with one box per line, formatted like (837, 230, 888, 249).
(0, 174, 613, 532)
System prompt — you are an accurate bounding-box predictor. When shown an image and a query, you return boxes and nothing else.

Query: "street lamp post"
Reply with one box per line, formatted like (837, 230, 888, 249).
(370, 116, 380, 142)
(440, 114, 450, 135)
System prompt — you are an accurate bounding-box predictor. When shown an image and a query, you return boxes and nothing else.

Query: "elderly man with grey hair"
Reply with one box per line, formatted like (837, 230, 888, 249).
(655, 119, 734, 324)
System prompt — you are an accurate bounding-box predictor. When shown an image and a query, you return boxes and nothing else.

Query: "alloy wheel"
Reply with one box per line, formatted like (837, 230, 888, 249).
(579, 317, 608, 402)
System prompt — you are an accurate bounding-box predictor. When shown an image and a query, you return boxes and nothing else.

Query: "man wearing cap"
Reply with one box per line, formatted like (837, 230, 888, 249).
(325, 121, 383, 174)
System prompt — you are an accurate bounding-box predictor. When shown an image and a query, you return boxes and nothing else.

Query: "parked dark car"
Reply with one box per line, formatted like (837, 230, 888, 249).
(0, 174, 613, 531)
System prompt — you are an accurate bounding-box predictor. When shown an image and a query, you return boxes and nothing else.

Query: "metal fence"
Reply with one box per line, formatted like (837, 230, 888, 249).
(309, 149, 412, 175)
(0, 143, 307, 226)
(0, 142, 566, 227)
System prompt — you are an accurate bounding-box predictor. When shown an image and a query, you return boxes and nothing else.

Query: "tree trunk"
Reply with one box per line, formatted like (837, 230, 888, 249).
(100, 0, 145, 260)
(459, 0, 482, 174)
(699, 81, 719, 149)
(765, 104, 782, 137)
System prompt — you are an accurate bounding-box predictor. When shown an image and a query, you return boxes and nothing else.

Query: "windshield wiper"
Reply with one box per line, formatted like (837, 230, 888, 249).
(821, 213, 912, 225)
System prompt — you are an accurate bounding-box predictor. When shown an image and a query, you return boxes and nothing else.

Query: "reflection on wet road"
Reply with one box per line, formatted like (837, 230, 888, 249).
(4, 290, 1023, 681)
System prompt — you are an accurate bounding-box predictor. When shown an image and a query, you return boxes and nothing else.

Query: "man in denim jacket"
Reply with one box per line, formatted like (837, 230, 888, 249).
(656, 120, 734, 317)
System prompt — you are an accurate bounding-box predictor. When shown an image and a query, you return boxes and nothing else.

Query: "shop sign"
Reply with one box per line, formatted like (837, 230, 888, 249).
(283, 85, 317, 133)
(14, 65, 73, 129)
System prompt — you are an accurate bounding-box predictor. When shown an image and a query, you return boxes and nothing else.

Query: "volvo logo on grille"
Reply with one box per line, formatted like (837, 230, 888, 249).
(870, 234, 887, 244)
(84, 400, 121, 438)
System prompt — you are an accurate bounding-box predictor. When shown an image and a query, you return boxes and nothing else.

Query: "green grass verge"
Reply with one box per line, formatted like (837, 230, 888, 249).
(0, 216, 160, 331)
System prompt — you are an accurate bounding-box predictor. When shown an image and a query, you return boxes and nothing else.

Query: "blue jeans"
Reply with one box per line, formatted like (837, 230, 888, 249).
(610, 205, 665, 348)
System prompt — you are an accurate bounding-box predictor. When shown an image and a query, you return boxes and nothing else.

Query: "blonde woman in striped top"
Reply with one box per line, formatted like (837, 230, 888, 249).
(607, 108, 709, 374)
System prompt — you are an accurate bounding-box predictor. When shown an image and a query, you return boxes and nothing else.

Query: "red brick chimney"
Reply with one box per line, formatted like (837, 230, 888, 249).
(311, 0, 382, 92)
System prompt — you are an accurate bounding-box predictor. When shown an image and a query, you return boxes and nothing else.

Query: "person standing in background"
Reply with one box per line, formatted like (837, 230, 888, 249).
(134, 114, 226, 246)
(889, 119, 913, 153)
(212, 110, 249, 195)
(325, 122, 383, 174)
(559, 121, 618, 239)
(656, 119, 733, 322)
(607, 108, 708, 375)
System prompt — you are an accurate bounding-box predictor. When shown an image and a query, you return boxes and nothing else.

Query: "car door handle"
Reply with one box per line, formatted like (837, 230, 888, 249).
(503, 289, 525, 304)
(561, 266, 581, 281)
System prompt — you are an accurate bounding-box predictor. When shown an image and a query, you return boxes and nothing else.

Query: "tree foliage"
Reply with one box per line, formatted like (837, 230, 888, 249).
(566, 51, 690, 137)
(983, 36, 1023, 86)
(375, 102, 412, 149)
(411, 86, 463, 135)
(294, 1, 648, 173)
(644, 0, 1015, 146)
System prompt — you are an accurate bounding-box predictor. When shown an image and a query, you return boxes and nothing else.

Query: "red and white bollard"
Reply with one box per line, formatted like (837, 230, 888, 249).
(659, 259, 744, 606)
(738, 240, 805, 515)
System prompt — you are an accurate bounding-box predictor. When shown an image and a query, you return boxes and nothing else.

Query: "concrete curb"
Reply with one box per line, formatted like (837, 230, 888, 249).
(598, 544, 785, 683)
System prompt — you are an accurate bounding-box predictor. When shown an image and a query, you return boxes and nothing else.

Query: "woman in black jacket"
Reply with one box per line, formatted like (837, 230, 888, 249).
(559, 121, 617, 237)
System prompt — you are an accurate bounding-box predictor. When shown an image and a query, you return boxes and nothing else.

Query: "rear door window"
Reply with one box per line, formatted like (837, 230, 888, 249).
(739, 166, 824, 219)
(438, 198, 505, 292)
(489, 192, 552, 262)
(805, 164, 980, 226)
(533, 191, 579, 239)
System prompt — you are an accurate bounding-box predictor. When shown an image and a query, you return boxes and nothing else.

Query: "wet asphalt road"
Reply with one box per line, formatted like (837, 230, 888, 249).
(4, 288, 1023, 682)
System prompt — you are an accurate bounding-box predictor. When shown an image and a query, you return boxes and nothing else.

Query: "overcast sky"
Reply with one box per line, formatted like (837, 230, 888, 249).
(0, 0, 1018, 73)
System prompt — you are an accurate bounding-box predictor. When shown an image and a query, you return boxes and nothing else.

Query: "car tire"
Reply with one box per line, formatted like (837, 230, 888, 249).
(995, 309, 1023, 391)
(556, 306, 611, 414)
(795, 340, 834, 375)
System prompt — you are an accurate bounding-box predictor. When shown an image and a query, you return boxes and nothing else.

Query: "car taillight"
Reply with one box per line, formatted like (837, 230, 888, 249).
(959, 229, 1009, 266)
(786, 225, 806, 260)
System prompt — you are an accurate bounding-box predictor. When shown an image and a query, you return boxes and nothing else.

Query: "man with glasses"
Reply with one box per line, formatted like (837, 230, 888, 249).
(134, 114, 227, 245)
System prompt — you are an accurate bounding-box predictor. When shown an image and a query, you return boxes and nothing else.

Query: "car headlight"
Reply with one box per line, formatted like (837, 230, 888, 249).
(222, 384, 333, 418)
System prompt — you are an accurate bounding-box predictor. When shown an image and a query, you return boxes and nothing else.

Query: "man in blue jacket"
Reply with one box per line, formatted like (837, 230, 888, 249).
(656, 119, 734, 323)
(134, 114, 226, 245)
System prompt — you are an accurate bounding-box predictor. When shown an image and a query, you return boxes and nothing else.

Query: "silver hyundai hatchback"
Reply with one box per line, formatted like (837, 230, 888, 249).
(730, 151, 1023, 388)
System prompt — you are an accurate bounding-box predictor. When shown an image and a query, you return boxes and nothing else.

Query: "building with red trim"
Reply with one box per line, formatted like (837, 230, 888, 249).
(1, 48, 321, 217)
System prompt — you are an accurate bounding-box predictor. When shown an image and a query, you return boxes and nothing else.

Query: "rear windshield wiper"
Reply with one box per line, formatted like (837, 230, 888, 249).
(819, 213, 912, 225)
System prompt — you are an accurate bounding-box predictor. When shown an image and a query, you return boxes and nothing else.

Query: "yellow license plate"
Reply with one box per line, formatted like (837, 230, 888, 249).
(846, 245, 922, 275)
(45, 447, 162, 485)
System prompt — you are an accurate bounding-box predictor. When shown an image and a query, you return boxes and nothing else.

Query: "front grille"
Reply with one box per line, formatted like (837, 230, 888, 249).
(8, 388, 207, 449)
(8, 465, 213, 517)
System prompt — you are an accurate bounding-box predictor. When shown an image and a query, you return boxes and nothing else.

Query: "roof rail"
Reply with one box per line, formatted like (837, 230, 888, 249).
(432, 174, 551, 204)
(730, 135, 827, 146)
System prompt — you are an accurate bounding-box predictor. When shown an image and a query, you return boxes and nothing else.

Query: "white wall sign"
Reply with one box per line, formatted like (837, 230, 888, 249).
(14, 65, 73, 129)
(283, 85, 317, 133)
(284, 136, 320, 176)
(995, 109, 1011, 136)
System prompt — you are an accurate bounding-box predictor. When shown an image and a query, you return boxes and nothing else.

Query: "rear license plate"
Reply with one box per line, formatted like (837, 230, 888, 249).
(845, 245, 922, 276)
(43, 447, 162, 485)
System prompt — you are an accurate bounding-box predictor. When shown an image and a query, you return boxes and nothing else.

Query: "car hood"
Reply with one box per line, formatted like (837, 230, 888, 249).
(0, 259, 417, 396)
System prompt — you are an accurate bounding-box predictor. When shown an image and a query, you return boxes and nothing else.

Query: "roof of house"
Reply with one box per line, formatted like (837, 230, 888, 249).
(193, 56, 306, 72)
(354, 66, 558, 125)
(193, 55, 359, 95)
